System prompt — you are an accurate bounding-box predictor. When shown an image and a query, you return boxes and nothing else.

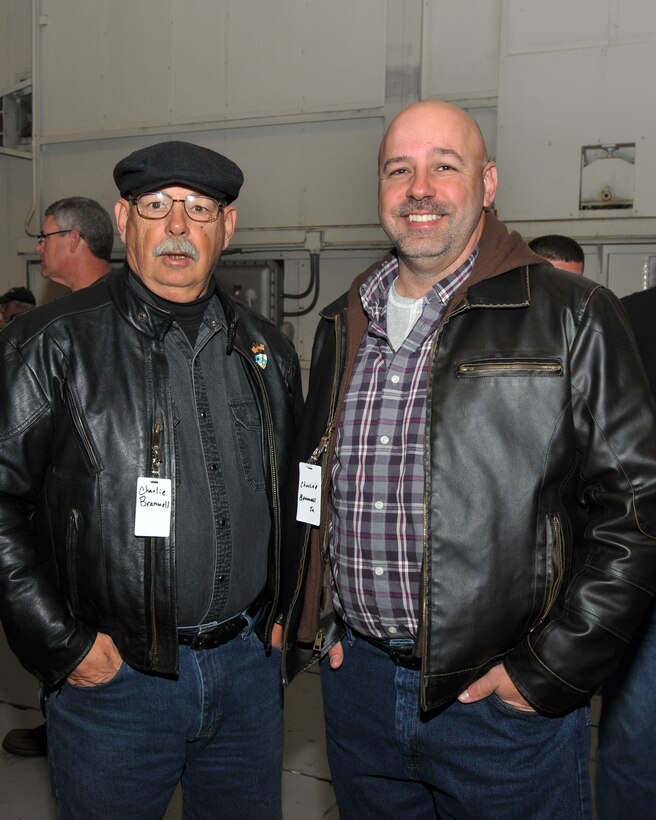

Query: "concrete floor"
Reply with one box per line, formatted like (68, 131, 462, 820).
(0, 672, 601, 820)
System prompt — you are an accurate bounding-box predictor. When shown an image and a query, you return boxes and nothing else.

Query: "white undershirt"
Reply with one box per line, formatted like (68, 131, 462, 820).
(386, 279, 425, 351)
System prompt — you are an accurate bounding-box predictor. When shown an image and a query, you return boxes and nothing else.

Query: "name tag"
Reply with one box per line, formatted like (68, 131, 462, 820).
(296, 463, 321, 526)
(134, 477, 172, 537)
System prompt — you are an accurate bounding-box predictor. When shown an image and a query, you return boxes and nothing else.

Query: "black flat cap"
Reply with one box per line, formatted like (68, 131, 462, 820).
(113, 141, 244, 203)
(0, 287, 36, 305)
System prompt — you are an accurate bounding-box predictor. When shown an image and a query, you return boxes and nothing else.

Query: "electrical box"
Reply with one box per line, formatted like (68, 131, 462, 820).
(215, 260, 283, 325)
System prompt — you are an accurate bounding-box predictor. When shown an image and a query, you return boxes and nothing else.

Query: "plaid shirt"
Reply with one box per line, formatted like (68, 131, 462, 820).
(330, 251, 477, 641)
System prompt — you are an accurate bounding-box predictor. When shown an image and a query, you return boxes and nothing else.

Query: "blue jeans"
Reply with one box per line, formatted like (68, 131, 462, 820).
(320, 632, 592, 820)
(596, 601, 656, 820)
(45, 631, 283, 820)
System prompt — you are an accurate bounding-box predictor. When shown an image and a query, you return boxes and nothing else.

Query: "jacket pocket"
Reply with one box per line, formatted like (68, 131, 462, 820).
(65, 508, 82, 616)
(534, 514, 565, 626)
(229, 397, 266, 491)
(456, 358, 563, 377)
(61, 379, 103, 472)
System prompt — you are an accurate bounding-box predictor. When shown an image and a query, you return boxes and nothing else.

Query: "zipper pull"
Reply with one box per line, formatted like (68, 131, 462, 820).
(309, 425, 333, 465)
(151, 422, 163, 477)
(313, 628, 325, 654)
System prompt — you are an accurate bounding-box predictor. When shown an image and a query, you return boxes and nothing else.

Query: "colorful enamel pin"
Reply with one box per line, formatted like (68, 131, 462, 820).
(252, 342, 268, 369)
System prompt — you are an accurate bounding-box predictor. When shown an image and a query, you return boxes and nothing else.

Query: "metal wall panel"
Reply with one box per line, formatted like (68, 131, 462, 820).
(496, 48, 600, 221)
(505, 0, 612, 53)
(39, 116, 382, 233)
(495, 0, 656, 222)
(0, 0, 31, 91)
(0, 155, 33, 288)
(421, 0, 502, 101)
(226, 1, 386, 118)
(39, 0, 386, 138)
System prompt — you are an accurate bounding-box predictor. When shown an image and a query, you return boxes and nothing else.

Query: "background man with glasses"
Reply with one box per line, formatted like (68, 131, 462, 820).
(35, 196, 114, 292)
(0, 141, 301, 819)
(2, 197, 113, 761)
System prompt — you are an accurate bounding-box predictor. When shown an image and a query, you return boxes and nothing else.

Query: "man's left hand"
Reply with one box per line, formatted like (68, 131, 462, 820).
(457, 663, 535, 712)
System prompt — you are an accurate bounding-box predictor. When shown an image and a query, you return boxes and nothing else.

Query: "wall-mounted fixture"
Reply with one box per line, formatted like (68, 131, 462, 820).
(0, 80, 32, 158)
(580, 143, 635, 211)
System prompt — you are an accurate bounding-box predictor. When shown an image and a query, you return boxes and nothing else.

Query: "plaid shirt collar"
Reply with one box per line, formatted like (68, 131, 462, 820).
(360, 248, 480, 324)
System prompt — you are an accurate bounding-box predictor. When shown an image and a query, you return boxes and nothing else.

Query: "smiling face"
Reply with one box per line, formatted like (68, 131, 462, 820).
(114, 186, 236, 302)
(378, 101, 497, 294)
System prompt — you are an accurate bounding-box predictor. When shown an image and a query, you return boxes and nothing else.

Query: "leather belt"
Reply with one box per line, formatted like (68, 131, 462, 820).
(178, 612, 248, 650)
(360, 633, 422, 670)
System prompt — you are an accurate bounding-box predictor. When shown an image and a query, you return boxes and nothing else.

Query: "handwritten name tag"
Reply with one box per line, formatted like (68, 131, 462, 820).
(296, 463, 321, 526)
(134, 477, 172, 537)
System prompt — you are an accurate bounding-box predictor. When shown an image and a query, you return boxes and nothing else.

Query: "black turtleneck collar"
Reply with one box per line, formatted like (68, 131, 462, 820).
(128, 271, 217, 346)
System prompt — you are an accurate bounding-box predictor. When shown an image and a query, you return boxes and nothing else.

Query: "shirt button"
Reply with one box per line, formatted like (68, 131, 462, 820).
(388, 626, 398, 634)
(380, 435, 389, 445)
(219, 518, 227, 526)
(374, 500, 384, 510)
(199, 410, 207, 419)
(391, 375, 400, 384)
(375, 567, 384, 576)
(209, 464, 218, 472)
(217, 574, 225, 582)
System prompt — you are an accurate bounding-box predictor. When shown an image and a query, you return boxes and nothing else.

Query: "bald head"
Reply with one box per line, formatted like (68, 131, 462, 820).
(377, 100, 497, 295)
(378, 100, 490, 173)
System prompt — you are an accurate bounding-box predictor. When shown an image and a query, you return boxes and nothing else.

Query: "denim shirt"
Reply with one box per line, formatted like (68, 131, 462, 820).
(129, 276, 270, 626)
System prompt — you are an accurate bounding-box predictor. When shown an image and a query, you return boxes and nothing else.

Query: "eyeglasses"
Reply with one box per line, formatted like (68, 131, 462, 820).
(36, 229, 72, 245)
(129, 192, 225, 223)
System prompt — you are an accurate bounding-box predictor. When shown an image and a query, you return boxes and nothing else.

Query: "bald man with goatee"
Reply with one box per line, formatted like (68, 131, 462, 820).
(282, 100, 656, 819)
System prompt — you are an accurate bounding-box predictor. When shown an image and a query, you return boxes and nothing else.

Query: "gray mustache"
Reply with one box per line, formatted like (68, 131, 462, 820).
(152, 237, 200, 262)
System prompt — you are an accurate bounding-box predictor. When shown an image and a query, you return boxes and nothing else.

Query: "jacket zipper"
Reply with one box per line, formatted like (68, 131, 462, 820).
(533, 514, 564, 627)
(66, 508, 81, 614)
(457, 361, 562, 375)
(419, 300, 468, 708)
(148, 421, 163, 666)
(286, 314, 343, 659)
(233, 346, 280, 642)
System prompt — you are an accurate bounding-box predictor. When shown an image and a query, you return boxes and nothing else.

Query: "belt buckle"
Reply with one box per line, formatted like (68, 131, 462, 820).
(385, 642, 420, 670)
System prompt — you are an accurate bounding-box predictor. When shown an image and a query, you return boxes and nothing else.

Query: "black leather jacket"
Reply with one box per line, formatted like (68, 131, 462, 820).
(282, 221, 656, 715)
(0, 269, 302, 686)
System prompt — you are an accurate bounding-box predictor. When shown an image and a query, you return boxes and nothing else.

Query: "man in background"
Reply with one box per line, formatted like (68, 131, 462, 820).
(2, 197, 113, 759)
(36, 196, 114, 291)
(596, 284, 656, 819)
(528, 233, 585, 274)
(0, 286, 36, 328)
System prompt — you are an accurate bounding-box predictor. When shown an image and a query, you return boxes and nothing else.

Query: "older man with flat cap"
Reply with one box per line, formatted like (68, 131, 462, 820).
(0, 141, 301, 819)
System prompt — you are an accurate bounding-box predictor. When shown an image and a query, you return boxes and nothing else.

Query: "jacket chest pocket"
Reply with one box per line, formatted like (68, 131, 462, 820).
(456, 358, 563, 378)
(229, 397, 266, 492)
(57, 377, 103, 473)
